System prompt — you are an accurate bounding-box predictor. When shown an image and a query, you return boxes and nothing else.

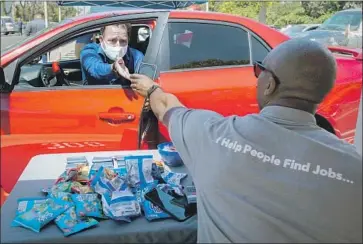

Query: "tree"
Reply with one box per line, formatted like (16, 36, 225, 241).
(13, 1, 77, 22)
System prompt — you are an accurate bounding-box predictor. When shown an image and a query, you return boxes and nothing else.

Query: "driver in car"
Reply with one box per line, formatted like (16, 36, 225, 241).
(80, 23, 144, 85)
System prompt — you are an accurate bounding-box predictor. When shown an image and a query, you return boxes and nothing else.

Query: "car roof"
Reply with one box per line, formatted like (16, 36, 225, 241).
(338, 8, 362, 13)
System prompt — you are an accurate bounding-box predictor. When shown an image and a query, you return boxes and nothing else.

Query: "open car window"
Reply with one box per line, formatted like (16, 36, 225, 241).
(15, 23, 152, 89)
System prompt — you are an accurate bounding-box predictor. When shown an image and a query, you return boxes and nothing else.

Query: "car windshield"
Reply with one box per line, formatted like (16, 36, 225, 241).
(284, 25, 307, 35)
(320, 11, 362, 31)
(1, 20, 71, 54)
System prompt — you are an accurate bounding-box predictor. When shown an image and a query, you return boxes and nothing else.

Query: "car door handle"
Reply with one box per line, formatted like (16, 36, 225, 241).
(98, 112, 135, 124)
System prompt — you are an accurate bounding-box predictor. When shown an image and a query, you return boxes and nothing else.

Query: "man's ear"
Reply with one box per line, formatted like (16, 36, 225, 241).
(264, 76, 277, 96)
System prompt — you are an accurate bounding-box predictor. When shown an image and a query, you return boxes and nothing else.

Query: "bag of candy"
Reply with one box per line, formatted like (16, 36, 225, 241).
(49, 192, 73, 202)
(136, 182, 170, 221)
(90, 166, 127, 195)
(66, 156, 89, 170)
(124, 155, 156, 189)
(71, 181, 94, 194)
(157, 183, 184, 197)
(11, 197, 48, 227)
(161, 170, 187, 186)
(71, 193, 106, 219)
(47, 181, 73, 195)
(12, 197, 73, 233)
(113, 155, 127, 177)
(101, 188, 141, 221)
(55, 206, 99, 237)
(55, 164, 90, 184)
(89, 157, 114, 179)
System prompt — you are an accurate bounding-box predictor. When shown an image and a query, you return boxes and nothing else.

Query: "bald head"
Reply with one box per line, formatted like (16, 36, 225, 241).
(257, 39, 337, 112)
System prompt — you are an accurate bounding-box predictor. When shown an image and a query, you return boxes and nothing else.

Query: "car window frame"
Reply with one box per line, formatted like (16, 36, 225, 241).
(9, 12, 169, 92)
(249, 32, 272, 63)
(45, 23, 153, 63)
(157, 19, 254, 73)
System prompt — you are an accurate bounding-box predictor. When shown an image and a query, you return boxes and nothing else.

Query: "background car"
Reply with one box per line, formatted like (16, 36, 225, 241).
(0, 10, 362, 204)
(1, 16, 16, 35)
(294, 8, 362, 48)
(280, 24, 320, 38)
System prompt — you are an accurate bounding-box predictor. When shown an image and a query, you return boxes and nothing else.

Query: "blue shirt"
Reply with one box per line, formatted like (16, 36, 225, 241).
(80, 42, 144, 85)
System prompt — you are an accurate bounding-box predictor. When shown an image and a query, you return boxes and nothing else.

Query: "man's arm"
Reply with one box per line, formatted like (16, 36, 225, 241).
(149, 87, 222, 172)
(149, 88, 184, 123)
(80, 45, 116, 80)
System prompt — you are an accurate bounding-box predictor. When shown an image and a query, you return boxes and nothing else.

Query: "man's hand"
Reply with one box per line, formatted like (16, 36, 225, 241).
(129, 74, 156, 97)
(114, 58, 130, 80)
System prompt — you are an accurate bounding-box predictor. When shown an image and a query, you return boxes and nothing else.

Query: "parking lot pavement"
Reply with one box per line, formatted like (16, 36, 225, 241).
(1, 34, 26, 53)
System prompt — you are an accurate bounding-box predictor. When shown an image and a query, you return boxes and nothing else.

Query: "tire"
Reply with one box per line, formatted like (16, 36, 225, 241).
(4, 32, 8, 35)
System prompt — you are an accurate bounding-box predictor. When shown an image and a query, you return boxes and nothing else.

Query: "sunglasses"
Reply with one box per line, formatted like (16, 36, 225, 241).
(253, 61, 281, 84)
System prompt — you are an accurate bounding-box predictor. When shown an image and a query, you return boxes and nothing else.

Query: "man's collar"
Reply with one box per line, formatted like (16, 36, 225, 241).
(260, 105, 316, 125)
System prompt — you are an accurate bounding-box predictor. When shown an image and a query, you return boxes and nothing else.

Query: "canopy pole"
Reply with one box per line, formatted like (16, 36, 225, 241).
(355, 92, 362, 156)
(205, 2, 209, 12)
(44, 1, 48, 28)
(59, 6, 62, 22)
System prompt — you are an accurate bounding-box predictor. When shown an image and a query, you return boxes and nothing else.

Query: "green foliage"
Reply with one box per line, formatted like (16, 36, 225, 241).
(210, 1, 361, 28)
(13, 1, 77, 22)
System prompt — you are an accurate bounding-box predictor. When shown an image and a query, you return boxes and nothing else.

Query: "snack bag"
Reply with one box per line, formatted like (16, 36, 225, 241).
(49, 192, 73, 202)
(11, 197, 48, 227)
(89, 157, 114, 179)
(13, 197, 73, 233)
(124, 155, 155, 189)
(161, 170, 187, 186)
(137, 182, 170, 221)
(71, 181, 94, 194)
(66, 156, 89, 170)
(48, 181, 73, 195)
(71, 193, 105, 219)
(157, 183, 184, 197)
(101, 188, 141, 221)
(55, 206, 98, 237)
(90, 166, 127, 194)
(113, 156, 127, 177)
(55, 164, 90, 184)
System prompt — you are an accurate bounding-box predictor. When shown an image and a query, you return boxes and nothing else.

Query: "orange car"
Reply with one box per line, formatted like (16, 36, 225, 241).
(0, 10, 362, 204)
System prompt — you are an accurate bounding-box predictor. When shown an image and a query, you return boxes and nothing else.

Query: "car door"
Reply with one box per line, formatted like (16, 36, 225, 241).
(0, 12, 169, 195)
(155, 19, 270, 141)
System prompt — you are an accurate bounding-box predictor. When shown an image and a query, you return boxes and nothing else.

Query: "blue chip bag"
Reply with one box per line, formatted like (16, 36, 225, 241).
(90, 166, 127, 195)
(124, 155, 156, 188)
(89, 157, 114, 179)
(161, 170, 187, 186)
(55, 206, 99, 237)
(49, 192, 73, 202)
(101, 188, 141, 221)
(113, 156, 127, 177)
(71, 193, 105, 219)
(137, 183, 170, 221)
(11, 197, 48, 227)
(13, 197, 73, 233)
(49, 181, 73, 195)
